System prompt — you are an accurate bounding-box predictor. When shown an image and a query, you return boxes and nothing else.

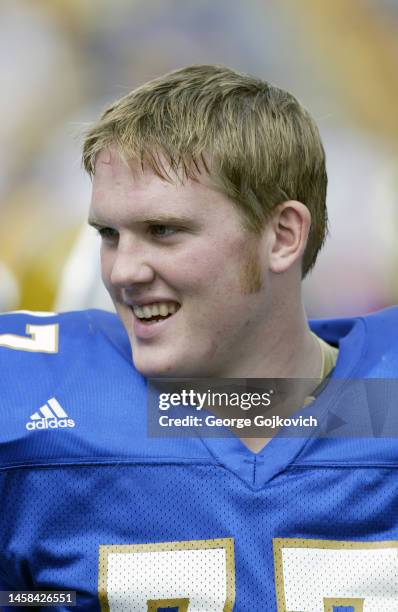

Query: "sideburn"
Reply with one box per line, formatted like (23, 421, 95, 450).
(239, 239, 263, 295)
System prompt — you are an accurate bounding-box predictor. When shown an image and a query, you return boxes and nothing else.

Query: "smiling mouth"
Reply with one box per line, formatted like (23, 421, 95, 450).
(131, 301, 180, 324)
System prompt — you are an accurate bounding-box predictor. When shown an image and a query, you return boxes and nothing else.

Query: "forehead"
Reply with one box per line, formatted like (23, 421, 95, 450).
(91, 147, 215, 211)
(92, 147, 175, 203)
(90, 146, 238, 225)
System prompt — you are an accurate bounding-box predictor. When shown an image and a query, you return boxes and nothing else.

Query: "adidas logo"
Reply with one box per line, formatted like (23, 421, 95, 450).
(26, 397, 75, 431)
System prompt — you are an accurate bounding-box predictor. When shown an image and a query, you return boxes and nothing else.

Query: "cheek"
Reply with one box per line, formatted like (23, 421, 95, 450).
(100, 247, 114, 289)
(180, 240, 251, 300)
(168, 250, 217, 291)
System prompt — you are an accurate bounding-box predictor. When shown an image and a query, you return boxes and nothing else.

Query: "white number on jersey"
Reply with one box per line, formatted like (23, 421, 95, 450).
(99, 539, 235, 611)
(274, 538, 398, 611)
(0, 316, 59, 353)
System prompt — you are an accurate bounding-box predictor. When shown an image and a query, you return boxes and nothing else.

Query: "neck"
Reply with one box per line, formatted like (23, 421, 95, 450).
(218, 293, 320, 380)
(238, 307, 321, 454)
(218, 287, 322, 454)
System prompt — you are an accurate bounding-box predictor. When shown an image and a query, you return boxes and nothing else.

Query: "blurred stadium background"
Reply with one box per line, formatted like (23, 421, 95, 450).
(1, 0, 397, 317)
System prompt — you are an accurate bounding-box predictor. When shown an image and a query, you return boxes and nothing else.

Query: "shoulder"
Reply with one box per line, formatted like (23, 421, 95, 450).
(0, 307, 125, 340)
(0, 308, 130, 359)
(0, 309, 151, 468)
(356, 306, 398, 376)
(0, 309, 206, 468)
(310, 306, 398, 377)
(0, 308, 142, 436)
(311, 305, 398, 340)
(360, 304, 398, 330)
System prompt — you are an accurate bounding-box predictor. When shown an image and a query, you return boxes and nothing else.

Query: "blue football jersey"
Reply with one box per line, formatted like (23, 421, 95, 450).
(1, 308, 398, 611)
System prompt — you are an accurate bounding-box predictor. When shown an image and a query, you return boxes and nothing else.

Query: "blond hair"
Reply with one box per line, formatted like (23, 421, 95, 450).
(82, 64, 328, 275)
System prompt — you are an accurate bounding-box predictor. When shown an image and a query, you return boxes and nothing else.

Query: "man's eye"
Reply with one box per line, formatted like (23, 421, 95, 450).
(150, 225, 179, 238)
(97, 227, 119, 240)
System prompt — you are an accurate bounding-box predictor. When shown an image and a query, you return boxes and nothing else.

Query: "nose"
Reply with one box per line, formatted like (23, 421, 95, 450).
(108, 240, 155, 288)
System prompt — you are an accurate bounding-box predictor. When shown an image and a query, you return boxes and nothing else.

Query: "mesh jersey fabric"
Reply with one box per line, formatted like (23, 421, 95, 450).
(0, 308, 398, 611)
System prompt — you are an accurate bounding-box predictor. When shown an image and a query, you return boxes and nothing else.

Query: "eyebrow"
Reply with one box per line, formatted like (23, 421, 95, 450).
(87, 214, 195, 227)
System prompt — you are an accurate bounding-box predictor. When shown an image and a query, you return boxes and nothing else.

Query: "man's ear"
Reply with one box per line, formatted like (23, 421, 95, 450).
(268, 201, 311, 274)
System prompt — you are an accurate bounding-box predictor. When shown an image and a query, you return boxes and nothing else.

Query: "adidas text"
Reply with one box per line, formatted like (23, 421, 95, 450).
(26, 418, 75, 431)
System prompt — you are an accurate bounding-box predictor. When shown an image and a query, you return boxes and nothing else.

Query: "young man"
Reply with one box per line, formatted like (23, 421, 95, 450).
(1, 65, 397, 611)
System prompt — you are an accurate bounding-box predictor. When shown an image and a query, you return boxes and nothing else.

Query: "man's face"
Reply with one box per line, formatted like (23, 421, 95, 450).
(89, 147, 272, 378)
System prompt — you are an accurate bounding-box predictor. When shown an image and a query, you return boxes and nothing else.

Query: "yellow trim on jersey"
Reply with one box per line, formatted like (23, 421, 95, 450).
(312, 332, 339, 379)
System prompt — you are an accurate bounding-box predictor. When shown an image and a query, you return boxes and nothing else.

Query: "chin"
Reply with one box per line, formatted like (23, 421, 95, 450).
(132, 354, 208, 379)
(131, 343, 212, 378)
(132, 355, 180, 379)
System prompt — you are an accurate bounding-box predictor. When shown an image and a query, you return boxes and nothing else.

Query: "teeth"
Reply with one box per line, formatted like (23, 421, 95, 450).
(143, 306, 152, 319)
(159, 304, 168, 317)
(132, 302, 179, 319)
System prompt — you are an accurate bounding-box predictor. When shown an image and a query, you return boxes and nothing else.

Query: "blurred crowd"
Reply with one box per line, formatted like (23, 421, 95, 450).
(1, 0, 397, 317)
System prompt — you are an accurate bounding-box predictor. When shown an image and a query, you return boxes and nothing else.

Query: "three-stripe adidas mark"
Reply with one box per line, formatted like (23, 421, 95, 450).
(26, 397, 75, 430)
